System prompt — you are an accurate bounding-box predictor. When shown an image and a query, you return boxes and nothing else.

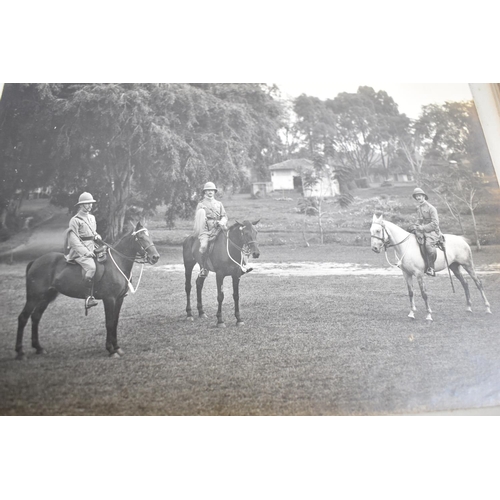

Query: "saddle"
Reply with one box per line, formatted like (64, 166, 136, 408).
(65, 255, 107, 283)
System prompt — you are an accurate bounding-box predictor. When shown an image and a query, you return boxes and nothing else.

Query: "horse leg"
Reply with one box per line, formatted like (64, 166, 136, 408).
(216, 273, 226, 328)
(103, 298, 121, 358)
(195, 275, 207, 319)
(16, 299, 36, 360)
(31, 289, 58, 355)
(449, 263, 473, 313)
(184, 260, 195, 321)
(461, 263, 492, 314)
(232, 274, 244, 326)
(112, 296, 125, 356)
(403, 271, 417, 319)
(417, 274, 433, 321)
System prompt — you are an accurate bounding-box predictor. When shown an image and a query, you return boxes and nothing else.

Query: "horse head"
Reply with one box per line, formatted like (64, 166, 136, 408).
(234, 220, 260, 259)
(131, 222, 160, 264)
(370, 214, 387, 253)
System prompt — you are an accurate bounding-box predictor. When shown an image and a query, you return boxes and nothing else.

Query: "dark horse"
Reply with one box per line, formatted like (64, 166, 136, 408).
(183, 220, 260, 327)
(16, 222, 159, 359)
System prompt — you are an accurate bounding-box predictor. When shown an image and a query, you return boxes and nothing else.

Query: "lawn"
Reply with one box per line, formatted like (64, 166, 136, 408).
(1, 184, 500, 415)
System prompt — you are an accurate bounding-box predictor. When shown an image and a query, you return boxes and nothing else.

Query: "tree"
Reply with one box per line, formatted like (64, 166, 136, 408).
(325, 87, 409, 179)
(0, 83, 58, 230)
(45, 83, 287, 236)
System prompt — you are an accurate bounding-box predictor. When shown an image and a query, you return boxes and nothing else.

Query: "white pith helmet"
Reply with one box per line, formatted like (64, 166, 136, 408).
(75, 192, 97, 205)
(412, 188, 428, 200)
(203, 182, 218, 193)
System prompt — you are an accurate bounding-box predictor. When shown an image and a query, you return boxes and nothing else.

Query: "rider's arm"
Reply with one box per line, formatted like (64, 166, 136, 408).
(421, 205, 440, 232)
(218, 203, 228, 227)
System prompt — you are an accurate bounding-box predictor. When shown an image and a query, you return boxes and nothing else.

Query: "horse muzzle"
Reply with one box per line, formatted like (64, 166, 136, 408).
(147, 251, 160, 264)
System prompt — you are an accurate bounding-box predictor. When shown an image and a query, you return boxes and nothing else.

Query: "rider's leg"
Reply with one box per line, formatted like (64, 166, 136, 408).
(425, 241, 437, 276)
(198, 234, 209, 278)
(79, 258, 98, 307)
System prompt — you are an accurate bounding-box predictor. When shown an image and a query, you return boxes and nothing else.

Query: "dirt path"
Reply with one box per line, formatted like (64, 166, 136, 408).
(0, 212, 70, 263)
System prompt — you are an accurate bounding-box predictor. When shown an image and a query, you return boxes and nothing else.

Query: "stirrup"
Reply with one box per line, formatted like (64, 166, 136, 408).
(85, 296, 98, 316)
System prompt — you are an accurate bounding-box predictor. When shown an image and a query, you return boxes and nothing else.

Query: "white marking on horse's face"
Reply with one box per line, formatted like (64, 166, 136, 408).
(370, 223, 384, 253)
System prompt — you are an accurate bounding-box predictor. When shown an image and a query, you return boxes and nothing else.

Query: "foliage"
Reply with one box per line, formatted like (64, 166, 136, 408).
(0, 84, 59, 228)
(0, 83, 286, 238)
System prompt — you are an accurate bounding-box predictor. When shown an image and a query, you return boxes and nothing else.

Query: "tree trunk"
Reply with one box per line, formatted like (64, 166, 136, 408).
(470, 207, 481, 251)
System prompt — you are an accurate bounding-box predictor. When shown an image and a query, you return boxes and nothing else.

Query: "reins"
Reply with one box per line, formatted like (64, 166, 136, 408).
(372, 221, 411, 268)
(225, 229, 254, 273)
(102, 228, 156, 294)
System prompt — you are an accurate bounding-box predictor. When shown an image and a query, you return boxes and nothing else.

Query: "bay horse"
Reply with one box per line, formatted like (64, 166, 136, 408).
(15, 222, 159, 359)
(370, 214, 491, 321)
(183, 219, 260, 327)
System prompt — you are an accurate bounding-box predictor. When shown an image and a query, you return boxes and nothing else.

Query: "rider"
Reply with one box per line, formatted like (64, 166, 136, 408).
(66, 192, 102, 309)
(412, 187, 442, 277)
(195, 182, 228, 277)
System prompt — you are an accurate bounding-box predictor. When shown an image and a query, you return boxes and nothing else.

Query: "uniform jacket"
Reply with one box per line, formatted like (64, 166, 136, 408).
(416, 200, 442, 242)
(66, 211, 99, 260)
(196, 198, 228, 233)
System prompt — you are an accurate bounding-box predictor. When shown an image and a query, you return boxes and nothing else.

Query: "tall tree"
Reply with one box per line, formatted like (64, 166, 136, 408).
(0, 83, 58, 230)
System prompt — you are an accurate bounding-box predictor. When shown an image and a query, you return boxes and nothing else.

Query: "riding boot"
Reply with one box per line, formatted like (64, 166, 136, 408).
(84, 277, 98, 308)
(426, 250, 436, 277)
(199, 252, 209, 278)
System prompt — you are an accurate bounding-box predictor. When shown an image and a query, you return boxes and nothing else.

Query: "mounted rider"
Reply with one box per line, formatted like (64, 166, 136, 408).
(411, 187, 443, 277)
(195, 182, 228, 277)
(65, 192, 103, 309)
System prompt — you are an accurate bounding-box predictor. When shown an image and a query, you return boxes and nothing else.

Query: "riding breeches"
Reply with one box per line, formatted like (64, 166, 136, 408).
(74, 256, 96, 280)
(199, 233, 209, 254)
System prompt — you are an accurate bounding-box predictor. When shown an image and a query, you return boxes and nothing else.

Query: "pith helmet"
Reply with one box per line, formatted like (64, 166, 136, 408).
(75, 192, 97, 205)
(412, 187, 428, 200)
(203, 182, 218, 193)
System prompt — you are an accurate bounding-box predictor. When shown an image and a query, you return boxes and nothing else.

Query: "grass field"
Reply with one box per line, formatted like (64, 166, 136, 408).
(1, 184, 500, 415)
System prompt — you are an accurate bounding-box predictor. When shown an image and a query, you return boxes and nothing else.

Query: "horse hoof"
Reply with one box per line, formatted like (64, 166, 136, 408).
(217, 322, 226, 329)
(15, 353, 27, 361)
(408, 312, 415, 319)
(116, 348, 124, 356)
(486, 308, 492, 314)
(109, 352, 121, 359)
(199, 313, 207, 319)
(186, 316, 194, 322)
(425, 316, 433, 322)
(36, 348, 47, 355)
(466, 307, 473, 313)
(236, 321, 245, 327)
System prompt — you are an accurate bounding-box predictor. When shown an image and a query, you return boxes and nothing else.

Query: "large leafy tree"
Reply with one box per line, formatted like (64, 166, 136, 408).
(0, 83, 58, 230)
(1, 83, 286, 238)
(326, 86, 410, 178)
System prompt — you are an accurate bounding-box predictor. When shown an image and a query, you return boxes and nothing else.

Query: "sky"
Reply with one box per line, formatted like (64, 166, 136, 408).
(276, 83, 473, 120)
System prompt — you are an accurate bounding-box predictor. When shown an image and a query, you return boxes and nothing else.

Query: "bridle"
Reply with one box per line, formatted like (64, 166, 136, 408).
(371, 221, 410, 250)
(371, 220, 411, 268)
(104, 228, 157, 264)
(131, 228, 157, 263)
(226, 224, 258, 272)
(104, 227, 158, 294)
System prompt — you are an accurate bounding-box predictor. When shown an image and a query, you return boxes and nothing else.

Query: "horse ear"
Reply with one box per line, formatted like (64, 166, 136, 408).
(135, 221, 143, 231)
(252, 219, 260, 225)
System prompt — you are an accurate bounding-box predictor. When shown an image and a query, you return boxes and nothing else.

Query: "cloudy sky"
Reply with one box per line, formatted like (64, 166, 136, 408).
(276, 83, 473, 120)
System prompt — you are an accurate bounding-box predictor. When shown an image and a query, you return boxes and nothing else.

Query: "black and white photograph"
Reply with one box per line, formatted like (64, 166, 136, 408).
(1, 82, 499, 416)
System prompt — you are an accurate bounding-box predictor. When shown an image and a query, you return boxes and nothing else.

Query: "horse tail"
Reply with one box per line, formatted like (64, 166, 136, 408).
(192, 209, 206, 237)
(26, 261, 34, 275)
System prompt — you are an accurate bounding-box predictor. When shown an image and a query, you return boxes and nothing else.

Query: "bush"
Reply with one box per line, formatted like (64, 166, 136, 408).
(355, 178, 370, 188)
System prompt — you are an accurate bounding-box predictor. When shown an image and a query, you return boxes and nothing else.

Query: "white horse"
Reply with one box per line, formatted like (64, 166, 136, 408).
(370, 214, 491, 321)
